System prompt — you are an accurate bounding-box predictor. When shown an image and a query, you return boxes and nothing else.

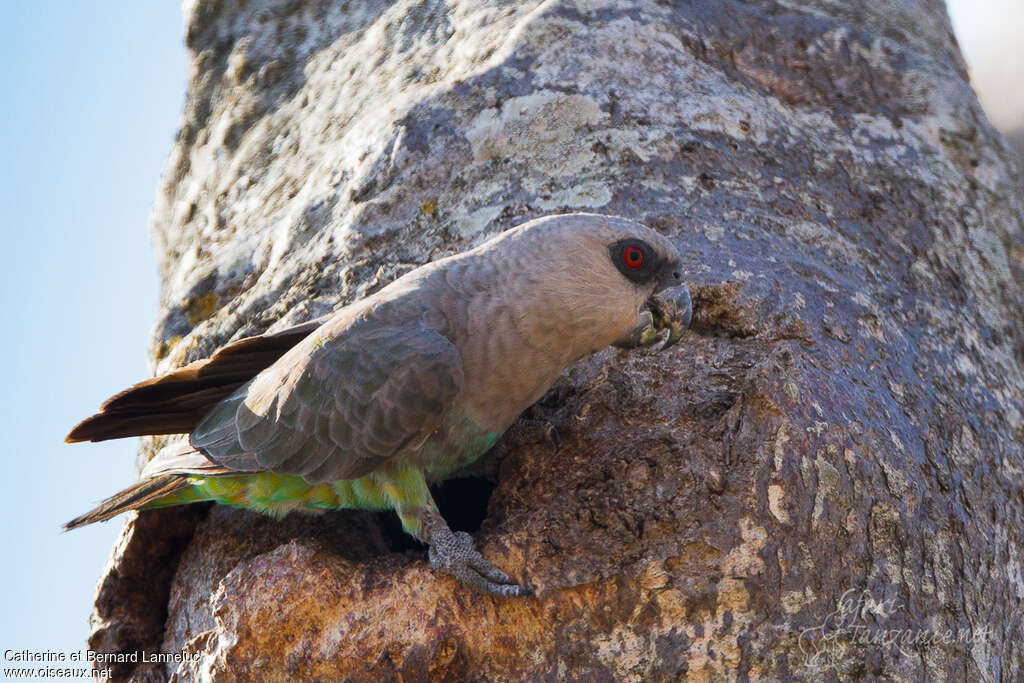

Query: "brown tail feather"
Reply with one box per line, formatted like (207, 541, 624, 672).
(63, 475, 193, 530)
(65, 318, 323, 443)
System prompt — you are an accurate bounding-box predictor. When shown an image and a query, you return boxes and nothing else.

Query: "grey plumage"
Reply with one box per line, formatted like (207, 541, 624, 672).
(65, 213, 693, 595)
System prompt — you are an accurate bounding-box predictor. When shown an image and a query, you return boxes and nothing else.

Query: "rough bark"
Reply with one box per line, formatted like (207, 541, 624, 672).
(1006, 128, 1024, 173)
(86, 0, 1024, 680)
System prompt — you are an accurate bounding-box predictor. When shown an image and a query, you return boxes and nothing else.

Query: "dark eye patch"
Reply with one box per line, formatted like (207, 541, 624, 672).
(609, 238, 659, 283)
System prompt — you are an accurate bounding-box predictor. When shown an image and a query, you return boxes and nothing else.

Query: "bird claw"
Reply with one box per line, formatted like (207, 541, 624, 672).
(429, 530, 533, 597)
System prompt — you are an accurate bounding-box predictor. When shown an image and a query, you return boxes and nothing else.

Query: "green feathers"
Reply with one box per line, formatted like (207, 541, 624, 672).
(145, 425, 500, 523)
(149, 469, 410, 517)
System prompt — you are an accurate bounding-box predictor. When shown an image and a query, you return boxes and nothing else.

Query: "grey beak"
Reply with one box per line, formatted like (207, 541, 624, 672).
(648, 283, 692, 350)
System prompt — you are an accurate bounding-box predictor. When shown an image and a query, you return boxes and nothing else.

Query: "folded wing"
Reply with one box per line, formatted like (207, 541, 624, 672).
(190, 318, 464, 483)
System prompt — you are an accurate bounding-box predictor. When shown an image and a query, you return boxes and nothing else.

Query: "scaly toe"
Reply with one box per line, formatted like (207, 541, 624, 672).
(429, 530, 531, 596)
(465, 547, 517, 585)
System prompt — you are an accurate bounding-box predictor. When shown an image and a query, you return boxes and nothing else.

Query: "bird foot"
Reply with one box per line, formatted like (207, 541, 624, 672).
(428, 529, 532, 597)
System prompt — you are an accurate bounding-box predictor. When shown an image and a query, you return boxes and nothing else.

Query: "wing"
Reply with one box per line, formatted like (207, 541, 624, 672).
(65, 317, 327, 443)
(189, 319, 464, 484)
(139, 439, 234, 478)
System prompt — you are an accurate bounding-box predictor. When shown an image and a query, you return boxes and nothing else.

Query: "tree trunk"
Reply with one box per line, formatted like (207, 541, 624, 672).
(87, 0, 1024, 680)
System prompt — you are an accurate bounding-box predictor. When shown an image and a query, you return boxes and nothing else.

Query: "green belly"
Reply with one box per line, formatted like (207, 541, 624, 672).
(147, 470, 396, 517)
(145, 426, 501, 518)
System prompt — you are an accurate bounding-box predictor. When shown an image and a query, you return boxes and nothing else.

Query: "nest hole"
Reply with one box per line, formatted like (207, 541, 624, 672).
(377, 476, 497, 552)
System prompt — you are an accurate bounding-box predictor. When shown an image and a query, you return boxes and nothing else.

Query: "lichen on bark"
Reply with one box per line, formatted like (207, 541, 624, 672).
(88, 0, 1024, 680)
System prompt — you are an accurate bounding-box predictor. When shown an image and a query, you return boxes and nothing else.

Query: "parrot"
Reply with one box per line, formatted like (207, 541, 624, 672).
(64, 213, 692, 596)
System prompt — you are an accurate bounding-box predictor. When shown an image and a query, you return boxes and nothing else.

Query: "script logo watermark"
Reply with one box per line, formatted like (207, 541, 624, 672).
(797, 588, 992, 674)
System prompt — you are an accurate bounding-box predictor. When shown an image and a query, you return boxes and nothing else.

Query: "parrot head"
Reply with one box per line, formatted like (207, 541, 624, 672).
(483, 213, 693, 355)
(605, 232, 692, 350)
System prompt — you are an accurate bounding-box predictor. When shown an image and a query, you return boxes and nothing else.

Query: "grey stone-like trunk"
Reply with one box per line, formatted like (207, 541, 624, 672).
(87, 0, 1024, 680)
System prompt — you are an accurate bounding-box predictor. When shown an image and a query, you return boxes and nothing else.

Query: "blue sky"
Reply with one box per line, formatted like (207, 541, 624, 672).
(946, 0, 1024, 130)
(0, 0, 1016, 666)
(0, 3, 185, 657)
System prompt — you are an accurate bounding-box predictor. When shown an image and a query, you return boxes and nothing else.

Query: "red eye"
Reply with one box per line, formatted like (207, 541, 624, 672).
(623, 246, 644, 268)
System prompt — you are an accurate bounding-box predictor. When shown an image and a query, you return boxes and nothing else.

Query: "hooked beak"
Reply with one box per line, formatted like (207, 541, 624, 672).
(612, 282, 693, 351)
(648, 283, 692, 350)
